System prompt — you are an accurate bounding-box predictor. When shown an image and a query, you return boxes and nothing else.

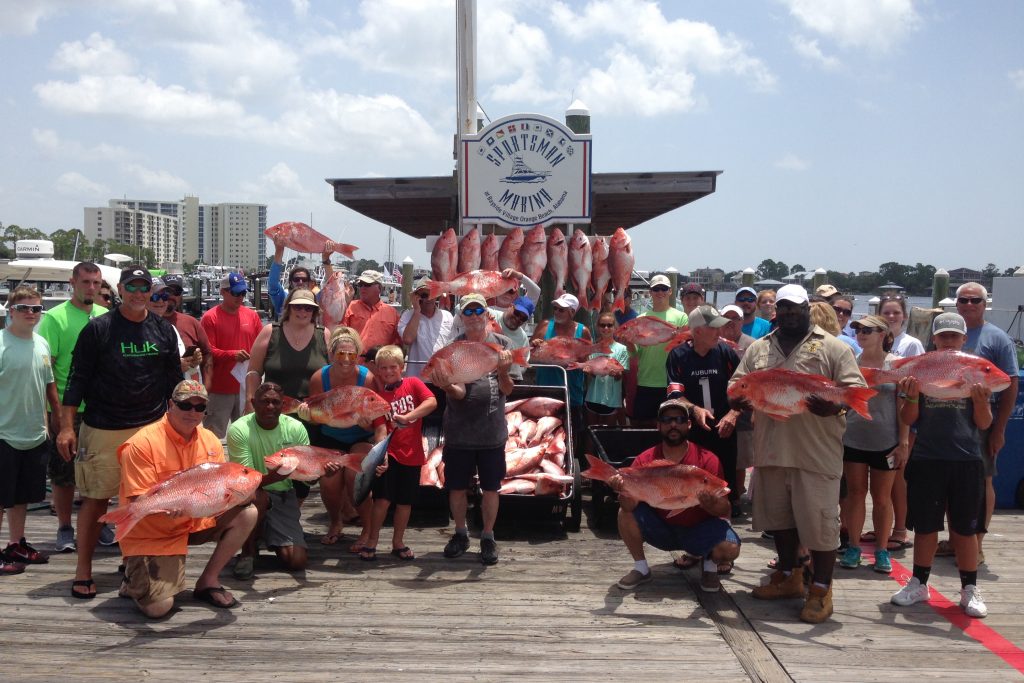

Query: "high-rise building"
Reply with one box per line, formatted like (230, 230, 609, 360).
(84, 202, 181, 265)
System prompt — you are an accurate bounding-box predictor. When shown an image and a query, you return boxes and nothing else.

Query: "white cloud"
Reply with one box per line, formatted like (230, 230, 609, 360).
(55, 171, 110, 197)
(791, 35, 841, 70)
(576, 48, 698, 116)
(781, 0, 920, 52)
(291, 0, 310, 17)
(240, 162, 305, 197)
(124, 164, 190, 195)
(32, 128, 132, 162)
(31, 128, 60, 154)
(51, 33, 135, 76)
(1010, 69, 1024, 92)
(0, 0, 66, 36)
(775, 153, 810, 171)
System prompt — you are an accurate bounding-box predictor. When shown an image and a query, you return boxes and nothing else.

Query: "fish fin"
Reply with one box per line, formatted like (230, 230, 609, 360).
(589, 294, 602, 312)
(844, 386, 878, 420)
(425, 279, 445, 300)
(664, 330, 692, 352)
(646, 459, 679, 468)
(341, 453, 364, 472)
(665, 507, 688, 519)
(334, 243, 358, 260)
(859, 367, 894, 387)
(279, 395, 302, 414)
(764, 412, 791, 422)
(509, 346, 531, 367)
(930, 379, 963, 389)
(98, 506, 140, 543)
(581, 454, 616, 482)
(566, 361, 581, 371)
(614, 297, 625, 313)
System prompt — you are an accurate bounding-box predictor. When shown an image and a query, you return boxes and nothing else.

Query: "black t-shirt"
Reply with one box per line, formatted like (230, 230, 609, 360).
(63, 307, 184, 430)
(665, 341, 740, 420)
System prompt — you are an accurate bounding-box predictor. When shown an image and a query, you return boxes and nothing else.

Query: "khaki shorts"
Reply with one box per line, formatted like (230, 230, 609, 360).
(736, 429, 754, 470)
(75, 423, 145, 499)
(751, 466, 840, 552)
(121, 555, 186, 606)
(205, 392, 242, 439)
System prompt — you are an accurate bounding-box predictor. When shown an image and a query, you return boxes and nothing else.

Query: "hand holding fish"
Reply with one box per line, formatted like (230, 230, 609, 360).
(970, 382, 992, 404)
(717, 410, 739, 438)
(375, 459, 389, 477)
(806, 394, 844, 417)
(691, 406, 713, 431)
(501, 268, 523, 281)
(729, 395, 753, 412)
(497, 350, 513, 372)
(897, 376, 920, 400)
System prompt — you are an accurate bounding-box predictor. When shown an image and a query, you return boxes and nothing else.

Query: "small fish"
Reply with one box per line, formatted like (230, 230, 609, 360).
(284, 386, 391, 429)
(481, 233, 501, 272)
(515, 472, 573, 496)
(421, 341, 530, 385)
(424, 269, 519, 300)
(530, 337, 611, 367)
(457, 227, 481, 274)
(499, 479, 536, 495)
(264, 446, 364, 482)
(567, 355, 625, 377)
(589, 237, 611, 311)
(519, 225, 548, 283)
(861, 349, 1011, 399)
(318, 271, 348, 331)
(614, 316, 690, 349)
(431, 228, 459, 283)
(505, 397, 565, 419)
(568, 229, 592, 302)
(547, 227, 568, 297)
(419, 447, 444, 488)
(506, 411, 524, 434)
(505, 445, 547, 477)
(531, 415, 563, 445)
(583, 454, 729, 516)
(608, 228, 635, 313)
(727, 368, 876, 421)
(265, 221, 357, 259)
(498, 227, 525, 271)
(100, 462, 262, 542)
(539, 458, 566, 477)
(517, 419, 538, 446)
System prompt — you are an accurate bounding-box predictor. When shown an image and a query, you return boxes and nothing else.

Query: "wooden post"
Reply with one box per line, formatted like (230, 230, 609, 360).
(741, 268, 755, 288)
(812, 267, 827, 293)
(665, 267, 679, 308)
(932, 268, 949, 308)
(401, 256, 414, 311)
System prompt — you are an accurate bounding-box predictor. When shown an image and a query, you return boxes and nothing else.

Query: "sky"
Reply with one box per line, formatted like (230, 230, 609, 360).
(0, 0, 1022, 275)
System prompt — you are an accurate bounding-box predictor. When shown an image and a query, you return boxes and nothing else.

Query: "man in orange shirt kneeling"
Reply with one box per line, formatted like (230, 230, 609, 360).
(117, 380, 257, 617)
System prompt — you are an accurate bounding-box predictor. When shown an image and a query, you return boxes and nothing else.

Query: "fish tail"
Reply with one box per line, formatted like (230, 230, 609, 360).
(844, 386, 878, 420)
(614, 296, 625, 313)
(99, 506, 141, 542)
(581, 454, 616, 482)
(859, 367, 894, 387)
(426, 280, 445, 300)
(279, 395, 302, 414)
(510, 346, 531, 367)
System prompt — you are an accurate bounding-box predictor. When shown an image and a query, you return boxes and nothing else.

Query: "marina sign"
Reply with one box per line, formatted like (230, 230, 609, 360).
(462, 113, 591, 229)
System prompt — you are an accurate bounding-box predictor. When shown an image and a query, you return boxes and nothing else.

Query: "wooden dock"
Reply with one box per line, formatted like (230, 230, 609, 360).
(3, 491, 1023, 682)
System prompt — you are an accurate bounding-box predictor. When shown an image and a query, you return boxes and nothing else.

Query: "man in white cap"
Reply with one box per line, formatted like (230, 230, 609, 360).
(399, 276, 454, 378)
(342, 270, 400, 352)
(728, 283, 865, 624)
(735, 286, 771, 339)
(628, 274, 688, 428)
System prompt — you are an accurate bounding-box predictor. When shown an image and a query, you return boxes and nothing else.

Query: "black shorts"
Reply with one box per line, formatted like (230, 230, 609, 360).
(442, 445, 506, 492)
(843, 445, 897, 471)
(585, 401, 616, 416)
(689, 430, 738, 498)
(633, 386, 667, 421)
(371, 456, 420, 506)
(905, 458, 986, 536)
(48, 412, 83, 488)
(0, 439, 49, 509)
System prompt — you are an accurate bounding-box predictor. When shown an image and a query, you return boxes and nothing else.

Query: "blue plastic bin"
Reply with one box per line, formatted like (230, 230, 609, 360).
(994, 371, 1024, 508)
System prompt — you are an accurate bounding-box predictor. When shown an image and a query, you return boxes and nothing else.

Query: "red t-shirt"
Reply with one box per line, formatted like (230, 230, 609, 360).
(632, 442, 725, 527)
(200, 305, 263, 393)
(377, 377, 435, 466)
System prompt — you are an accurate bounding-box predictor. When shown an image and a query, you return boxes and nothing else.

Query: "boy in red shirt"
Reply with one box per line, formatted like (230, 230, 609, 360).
(361, 346, 438, 560)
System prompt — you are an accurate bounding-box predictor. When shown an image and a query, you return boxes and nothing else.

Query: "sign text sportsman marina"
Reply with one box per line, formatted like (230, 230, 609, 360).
(462, 113, 592, 229)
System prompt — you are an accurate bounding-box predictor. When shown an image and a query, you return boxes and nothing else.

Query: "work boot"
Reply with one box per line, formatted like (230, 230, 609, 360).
(800, 583, 833, 623)
(751, 569, 805, 600)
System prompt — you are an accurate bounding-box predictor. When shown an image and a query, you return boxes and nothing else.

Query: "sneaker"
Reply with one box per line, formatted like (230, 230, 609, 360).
(232, 555, 255, 581)
(960, 584, 988, 618)
(443, 533, 470, 559)
(839, 546, 862, 569)
(891, 577, 930, 606)
(752, 570, 805, 600)
(97, 524, 118, 547)
(55, 526, 77, 553)
(873, 549, 892, 574)
(3, 539, 48, 565)
(616, 569, 653, 590)
(0, 558, 26, 576)
(479, 538, 499, 565)
(699, 570, 721, 593)
(800, 583, 834, 623)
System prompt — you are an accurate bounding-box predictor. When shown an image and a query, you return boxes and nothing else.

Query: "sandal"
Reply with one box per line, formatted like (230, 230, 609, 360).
(717, 560, 734, 575)
(193, 585, 238, 609)
(390, 547, 415, 561)
(934, 539, 954, 557)
(673, 554, 701, 570)
(359, 547, 377, 562)
(71, 578, 96, 600)
(320, 531, 343, 545)
(860, 531, 877, 543)
(887, 538, 913, 551)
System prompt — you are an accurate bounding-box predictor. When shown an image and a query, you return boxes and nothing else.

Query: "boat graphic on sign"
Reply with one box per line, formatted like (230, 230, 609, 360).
(501, 155, 551, 184)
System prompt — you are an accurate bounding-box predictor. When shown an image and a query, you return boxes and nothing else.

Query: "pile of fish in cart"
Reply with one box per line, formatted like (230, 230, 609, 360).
(415, 379, 582, 533)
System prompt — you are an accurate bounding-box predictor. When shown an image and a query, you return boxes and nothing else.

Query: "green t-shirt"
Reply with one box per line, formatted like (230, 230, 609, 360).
(35, 300, 107, 411)
(0, 330, 55, 449)
(635, 308, 688, 388)
(226, 413, 309, 492)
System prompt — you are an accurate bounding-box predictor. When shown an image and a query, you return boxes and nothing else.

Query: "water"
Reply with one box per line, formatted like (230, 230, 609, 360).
(702, 292, 935, 317)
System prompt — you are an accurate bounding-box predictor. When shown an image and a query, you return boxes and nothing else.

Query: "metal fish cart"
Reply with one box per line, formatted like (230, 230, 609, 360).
(587, 426, 661, 527)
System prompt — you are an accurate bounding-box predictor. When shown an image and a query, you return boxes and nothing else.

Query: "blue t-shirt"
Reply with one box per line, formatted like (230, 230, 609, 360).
(838, 333, 861, 355)
(742, 317, 772, 339)
(964, 322, 1019, 403)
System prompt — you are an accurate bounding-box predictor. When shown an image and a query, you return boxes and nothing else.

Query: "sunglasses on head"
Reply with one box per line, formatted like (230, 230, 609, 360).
(736, 296, 756, 303)
(957, 297, 984, 305)
(658, 415, 688, 425)
(11, 303, 43, 314)
(462, 307, 487, 316)
(832, 306, 852, 316)
(124, 283, 152, 293)
(173, 400, 207, 412)
(150, 292, 170, 302)
(881, 294, 905, 302)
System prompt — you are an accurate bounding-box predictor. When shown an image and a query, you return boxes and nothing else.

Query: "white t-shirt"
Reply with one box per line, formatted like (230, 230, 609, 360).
(398, 308, 454, 377)
(892, 331, 925, 358)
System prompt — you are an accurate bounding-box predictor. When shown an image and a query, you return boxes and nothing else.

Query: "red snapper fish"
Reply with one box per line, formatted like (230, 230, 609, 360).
(547, 227, 568, 297)
(498, 227, 524, 271)
(567, 355, 625, 377)
(481, 233, 500, 272)
(499, 479, 536, 495)
(100, 462, 262, 542)
(589, 237, 611, 311)
(505, 445, 547, 477)
(424, 270, 519, 300)
(530, 337, 611, 367)
(505, 396, 565, 418)
(457, 227, 481, 274)
(515, 472, 573, 496)
(614, 316, 691, 350)
(421, 341, 530, 385)
(860, 349, 1011, 399)
(318, 271, 348, 330)
(727, 368, 876, 421)
(583, 454, 729, 515)
(431, 228, 459, 283)
(264, 447, 364, 481)
(519, 225, 548, 283)
(568, 229, 593, 302)
(265, 222, 357, 259)
(282, 386, 391, 429)
(608, 227, 635, 313)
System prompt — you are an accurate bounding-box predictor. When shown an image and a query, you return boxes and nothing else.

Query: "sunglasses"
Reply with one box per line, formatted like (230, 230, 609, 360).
(735, 296, 756, 303)
(598, 323, 615, 328)
(651, 286, 670, 293)
(417, 292, 431, 300)
(854, 327, 881, 335)
(957, 297, 984, 305)
(658, 415, 688, 425)
(291, 277, 310, 284)
(11, 304, 43, 314)
(150, 292, 170, 302)
(99, 293, 112, 302)
(832, 306, 852, 316)
(124, 283, 152, 293)
(462, 307, 487, 316)
(173, 400, 207, 413)
(292, 304, 317, 313)
(334, 351, 358, 360)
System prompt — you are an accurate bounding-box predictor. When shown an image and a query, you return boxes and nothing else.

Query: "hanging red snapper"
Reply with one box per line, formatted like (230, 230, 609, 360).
(547, 227, 568, 297)
(431, 228, 458, 283)
(481, 233, 501, 272)
(590, 237, 611, 311)
(608, 228, 634, 313)
(498, 227, 524, 271)
(457, 227, 481, 274)
(519, 225, 548, 283)
(568, 229, 592, 302)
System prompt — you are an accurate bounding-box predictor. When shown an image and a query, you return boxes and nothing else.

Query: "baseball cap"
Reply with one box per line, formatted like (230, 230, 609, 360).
(119, 265, 150, 285)
(553, 293, 580, 312)
(720, 304, 744, 319)
(851, 314, 887, 331)
(171, 379, 208, 402)
(162, 273, 185, 291)
(650, 274, 671, 288)
(220, 272, 248, 295)
(687, 304, 731, 329)
(357, 270, 383, 285)
(932, 312, 967, 336)
(680, 282, 705, 297)
(657, 398, 692, 418)
(735, 286, 757, 299)
(287, 289, 319, 308)
(512, 296, 535, 318)
(775, 284, 809, 305)
(816, 284, 839, 298)
(459, 293, 488, 311)
(151, 277, 167, 293)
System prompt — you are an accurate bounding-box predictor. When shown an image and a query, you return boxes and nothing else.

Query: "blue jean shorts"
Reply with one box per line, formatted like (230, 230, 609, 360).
(633, 503, 740, 557)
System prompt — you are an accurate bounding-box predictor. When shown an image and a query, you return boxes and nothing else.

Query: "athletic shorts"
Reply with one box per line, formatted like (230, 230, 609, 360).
(736, 429, 754, 470)
(633, 503, 741, 557)
(843, 444, 897, 471)
(263, 489, 306, 549)
(442, 445, 506, 492)
(48, 413, 82, 488)
(371, 456, 420, 506)
(751, 466, 840, 552)
(122, 555, 186, 607)
(585, 401, 617, 416)
(632, 386, 667, 422)
(905, 458, 986, 536)
(76, 423, 145, 500)
(0, 439, 48, 509)
(204, 392, 242, 440)
(980, 428, 996, 477)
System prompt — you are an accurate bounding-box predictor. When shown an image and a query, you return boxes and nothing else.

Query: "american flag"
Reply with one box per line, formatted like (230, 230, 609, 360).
(392, 266, 402, 284)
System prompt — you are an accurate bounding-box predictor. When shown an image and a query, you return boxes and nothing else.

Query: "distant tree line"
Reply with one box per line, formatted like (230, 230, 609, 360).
(2, 223, 157, 267)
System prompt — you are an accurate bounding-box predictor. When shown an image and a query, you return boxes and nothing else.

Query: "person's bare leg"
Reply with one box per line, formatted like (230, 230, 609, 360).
(364, 496, 390, 551)
(53, 484, 75, 531)
(5, 504, 27, 544)
(391, 504, 412, 552)
(318, 472, 344, 541)
(480, 491, 499, 533)
(195, 505, 257, 604)
(241, 490, 269, 558)
(73, 498, 109, 595)
(617, 507, 646, 561)
(842, 463, 869, 548)
(275, 544, 307, 571)
(869, 470, 896, 551)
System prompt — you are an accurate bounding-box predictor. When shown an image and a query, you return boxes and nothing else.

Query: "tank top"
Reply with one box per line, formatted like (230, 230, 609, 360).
(264, 323, 328, 399)
(535, 320, 585, 407)
(319, 364, 373, 444)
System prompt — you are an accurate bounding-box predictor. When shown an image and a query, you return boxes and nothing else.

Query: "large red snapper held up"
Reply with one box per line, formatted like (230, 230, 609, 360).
(100, 462, 263, 542)
(264, 447, 364, 482)
(457, 226, 481, 274)
(480, 233, 501, 272)
(568, 229, 593, 302)
(424, 269, 519, 300)
(530, 337, 612, 367)
(727, 368, 876, 421)
(421, 341, 530, 385)
(318, 271, 348, 331)
(608, 227, 634, 313)
(860, 349, 1011, 399)
(265, 221, 357, 259)
(547, 227, 568, 297)
(589, 237, 611, 311)
(613, 316, 691, 350)
(519, 225, 548, 283)
(583, 454, 729, 515)
(284, 386, 391, 429)
(498, 227, 524, 271)
(431, 228, 459, 283)
(567, 355, 625, 377)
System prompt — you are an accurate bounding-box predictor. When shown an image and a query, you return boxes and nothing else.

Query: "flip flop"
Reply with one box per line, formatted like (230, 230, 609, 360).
(390, 547, 415, 561)
(193, 586, 238, 609)
(349, 542, 368, 554)
(673, 554, 701, 570)
(71, 579, 96, 600)
(887, 538, 913, 551)
(860, 531, 877, 543)
(934, 539, 953, 556)
(359, 547, 377, 562)
(320, 531, 343, 546)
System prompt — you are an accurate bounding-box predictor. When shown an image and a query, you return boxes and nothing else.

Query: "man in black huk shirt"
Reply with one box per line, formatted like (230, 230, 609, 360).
(57, 266, 183, 600)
